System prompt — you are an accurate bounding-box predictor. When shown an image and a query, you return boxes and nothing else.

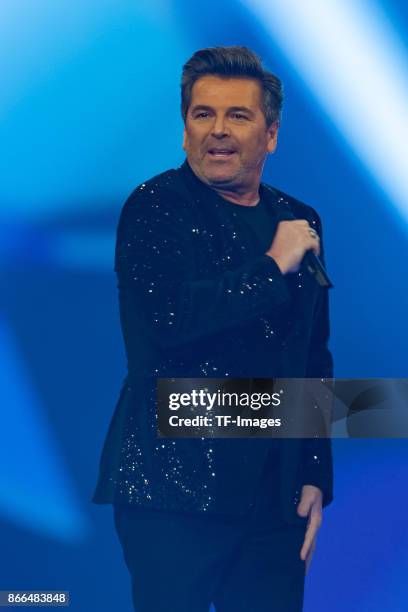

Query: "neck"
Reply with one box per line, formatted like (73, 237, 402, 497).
(185, 159, 262, 206)
(211, 186, 260, 206)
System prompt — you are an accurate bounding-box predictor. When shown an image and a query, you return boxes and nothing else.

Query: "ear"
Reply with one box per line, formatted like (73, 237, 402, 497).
(266, 121, 279, 154)
(182, 126, 188, 152)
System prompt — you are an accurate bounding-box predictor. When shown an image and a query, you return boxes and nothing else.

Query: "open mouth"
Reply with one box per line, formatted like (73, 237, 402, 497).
(207, 149, 236, 158)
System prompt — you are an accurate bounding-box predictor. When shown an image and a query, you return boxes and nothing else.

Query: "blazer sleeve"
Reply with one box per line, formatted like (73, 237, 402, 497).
(300, 210, 334, 507)
(114, 185, 291, 348)
(305, 213, 333, 379)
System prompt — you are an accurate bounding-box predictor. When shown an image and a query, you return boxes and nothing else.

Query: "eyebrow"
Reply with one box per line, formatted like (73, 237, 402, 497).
(190, 104, 255, 117)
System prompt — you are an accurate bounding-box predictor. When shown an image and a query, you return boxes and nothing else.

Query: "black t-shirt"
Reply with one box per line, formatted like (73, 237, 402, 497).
(208, 192, 283, 515)
(215, 192, 278, 255)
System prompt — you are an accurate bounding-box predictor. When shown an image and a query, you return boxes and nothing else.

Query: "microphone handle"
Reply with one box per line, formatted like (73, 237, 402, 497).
(274, 211, 333, 288)
(303, 251, 333, 288)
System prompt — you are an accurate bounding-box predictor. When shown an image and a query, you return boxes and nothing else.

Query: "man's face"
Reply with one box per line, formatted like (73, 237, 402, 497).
(183, 75, 278, 192)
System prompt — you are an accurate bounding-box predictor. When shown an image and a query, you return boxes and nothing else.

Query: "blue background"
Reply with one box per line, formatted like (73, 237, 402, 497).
(1, 1, 408, 610)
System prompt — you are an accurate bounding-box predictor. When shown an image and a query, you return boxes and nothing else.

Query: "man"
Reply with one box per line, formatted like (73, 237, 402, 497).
(93, 46, 333, 612)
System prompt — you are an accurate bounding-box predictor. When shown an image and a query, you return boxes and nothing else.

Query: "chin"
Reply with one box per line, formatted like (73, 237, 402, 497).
(204, 168, 237, 184)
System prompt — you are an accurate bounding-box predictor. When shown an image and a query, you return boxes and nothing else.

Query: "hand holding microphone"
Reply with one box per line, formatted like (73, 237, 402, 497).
(266, 212, 333, 288)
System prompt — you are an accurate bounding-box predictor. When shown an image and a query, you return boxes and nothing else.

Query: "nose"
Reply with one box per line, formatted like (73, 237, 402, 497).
(211, 115, 230, 138)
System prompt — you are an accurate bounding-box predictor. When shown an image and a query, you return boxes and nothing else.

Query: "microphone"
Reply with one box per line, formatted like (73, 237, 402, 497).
(275, 210, 333, 289)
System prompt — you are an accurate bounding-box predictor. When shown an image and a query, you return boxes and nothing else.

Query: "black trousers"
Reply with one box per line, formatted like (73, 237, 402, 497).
(113, 452, 307, 612)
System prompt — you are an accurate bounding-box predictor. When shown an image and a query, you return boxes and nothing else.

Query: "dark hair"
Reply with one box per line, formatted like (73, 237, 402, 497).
(181, 46, 283, 127)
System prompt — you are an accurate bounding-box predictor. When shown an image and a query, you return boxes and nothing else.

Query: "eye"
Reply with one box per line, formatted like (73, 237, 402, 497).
(195, 112, 210, 119)
(231, 113, 248, 120)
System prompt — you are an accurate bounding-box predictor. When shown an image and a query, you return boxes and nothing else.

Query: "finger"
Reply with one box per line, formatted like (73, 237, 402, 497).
(300, 512, 321, 560)
(305, 538, 317, 574)
(297, 486, 318, 517)
(304, 226, 320, 241)
(310, 502, 323, 528)
(297, 496, 312, 518)
(297, 485, 322, 517)
(300, 523, 315, 561)
(305, 235, 320, 257)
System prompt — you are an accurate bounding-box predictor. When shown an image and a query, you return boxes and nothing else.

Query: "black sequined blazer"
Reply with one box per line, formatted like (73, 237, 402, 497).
(92, 159, 334, 523)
